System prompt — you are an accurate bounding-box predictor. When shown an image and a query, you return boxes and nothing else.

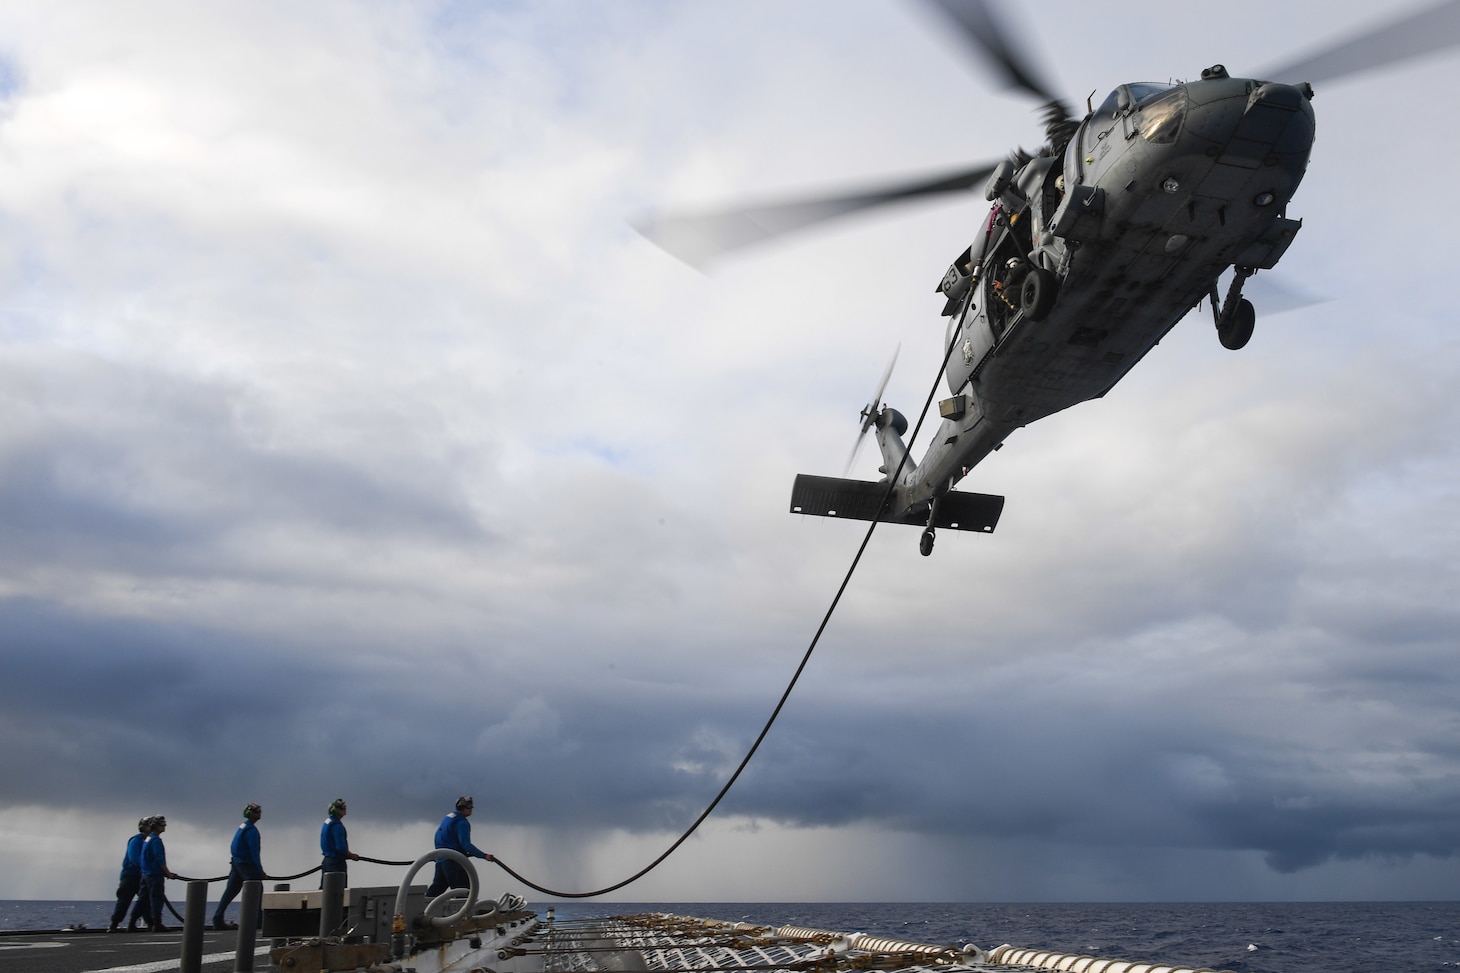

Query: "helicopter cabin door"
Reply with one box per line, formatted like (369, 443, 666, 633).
(944, 278, 999, 396)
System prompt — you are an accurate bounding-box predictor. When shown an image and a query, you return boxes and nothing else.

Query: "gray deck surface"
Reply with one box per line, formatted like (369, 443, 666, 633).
(0, 929, 265, 973)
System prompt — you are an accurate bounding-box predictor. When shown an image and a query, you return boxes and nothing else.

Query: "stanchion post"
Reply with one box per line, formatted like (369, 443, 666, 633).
(319, 871, 346, 940)
(270, 883, 289, 953)
(180, 881, 207, 973)
(233, 880, 262, 973)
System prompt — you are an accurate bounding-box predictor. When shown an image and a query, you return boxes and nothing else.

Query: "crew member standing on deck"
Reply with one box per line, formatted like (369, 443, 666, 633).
(140, 815, 178, 931)
(319, 798, 360, 885)
(108, 816, 153, 933)
(212, 803, 264, 930)
(426, 796, 495, 896)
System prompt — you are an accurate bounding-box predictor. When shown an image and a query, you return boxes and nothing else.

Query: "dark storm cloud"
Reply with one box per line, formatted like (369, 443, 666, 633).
(1200, 794, 1460, 873)
(0, 352, 489, 577)
(6, 565, 1460, 886)
(0, 600, 323, 803)
(642, 648, 1460, 877)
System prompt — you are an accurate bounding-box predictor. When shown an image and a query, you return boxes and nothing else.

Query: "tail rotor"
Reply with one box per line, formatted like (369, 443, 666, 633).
(845, 345, 900, 475)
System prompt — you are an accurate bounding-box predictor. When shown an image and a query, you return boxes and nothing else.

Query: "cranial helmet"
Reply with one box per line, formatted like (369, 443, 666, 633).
(455, 795, 474, 811)
(138, 816, 153, 831)
(244, 803, 262, 819)
(328, 798, 347, 816)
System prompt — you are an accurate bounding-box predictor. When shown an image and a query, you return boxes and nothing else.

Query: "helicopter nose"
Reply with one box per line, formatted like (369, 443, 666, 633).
(1189, 79, 1314, 180)
(1240, 82, 1316, 156)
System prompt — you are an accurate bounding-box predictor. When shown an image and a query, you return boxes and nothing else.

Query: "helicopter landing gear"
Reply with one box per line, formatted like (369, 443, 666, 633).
(1212, 267, 1256, 350)
(922, 496, 946, 558)
(1020, 266, 1059, 321)
(1218, 298, 1255, 350)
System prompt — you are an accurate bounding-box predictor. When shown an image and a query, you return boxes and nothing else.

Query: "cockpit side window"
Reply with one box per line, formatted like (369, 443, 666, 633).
(1081, 89, 1122, 162)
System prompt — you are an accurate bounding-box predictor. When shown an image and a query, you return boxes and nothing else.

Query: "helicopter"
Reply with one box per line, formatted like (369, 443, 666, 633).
(640, 0, 1460, 556)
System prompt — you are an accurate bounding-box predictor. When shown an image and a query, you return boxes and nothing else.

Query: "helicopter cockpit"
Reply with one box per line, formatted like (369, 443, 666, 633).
(1090, 82, 1178, 122)
(1067, 81, 1186, 191)
(1082, 83, 1181, 147)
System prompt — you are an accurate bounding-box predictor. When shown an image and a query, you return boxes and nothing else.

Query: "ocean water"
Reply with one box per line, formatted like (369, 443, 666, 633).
(3, 900, 1457, 972)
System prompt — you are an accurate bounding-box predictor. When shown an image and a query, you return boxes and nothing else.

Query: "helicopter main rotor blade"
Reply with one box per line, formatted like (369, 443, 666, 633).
(637, 161, 1001, 269)
(1259, 0, 1460, 85)
(914, 0, 1062, 105)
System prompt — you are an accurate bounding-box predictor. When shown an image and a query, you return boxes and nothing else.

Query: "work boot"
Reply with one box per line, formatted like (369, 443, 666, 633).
(107, 921, 119, 933)
(127, 918, 141, 933)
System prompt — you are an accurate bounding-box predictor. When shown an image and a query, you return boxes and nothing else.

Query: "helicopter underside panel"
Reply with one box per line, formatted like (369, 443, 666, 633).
(969, 249, 1222, 425)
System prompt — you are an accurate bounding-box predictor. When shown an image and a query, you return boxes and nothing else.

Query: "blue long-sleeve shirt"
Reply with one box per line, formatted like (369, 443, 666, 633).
(140, 835, 167, 877)
(433, 812, 486, 858)
(230, 820, 262, 870)
(119, 833, 147, 879)
(320, 818, 349, 860)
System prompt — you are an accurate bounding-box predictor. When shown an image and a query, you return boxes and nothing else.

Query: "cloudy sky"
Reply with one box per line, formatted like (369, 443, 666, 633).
(2, 0, 1459, 905)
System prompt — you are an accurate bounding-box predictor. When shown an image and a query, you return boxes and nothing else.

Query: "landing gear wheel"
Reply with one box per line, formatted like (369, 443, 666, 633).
(1218, 298, 1255, 350)
(1020, 267, 1058, 321)
(919, 528, 935, 557)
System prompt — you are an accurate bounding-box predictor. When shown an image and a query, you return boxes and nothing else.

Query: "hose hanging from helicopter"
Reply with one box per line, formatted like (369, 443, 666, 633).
(487, 321, 966, 899)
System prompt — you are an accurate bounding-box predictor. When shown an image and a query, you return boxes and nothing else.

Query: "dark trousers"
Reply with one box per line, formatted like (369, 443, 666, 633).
(426, 859, 469, 897)
(213, 863, 264, 923)
(141, 875, 166, 926)
(319, 857, 347, 888)
(110, 873, 150, 925)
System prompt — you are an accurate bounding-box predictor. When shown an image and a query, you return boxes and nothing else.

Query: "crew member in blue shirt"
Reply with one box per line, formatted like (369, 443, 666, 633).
(140, 815, 178, 931)
(319, 798, 359, 885)
(426, 796, 495, 897)
(212, 803, 265, 930)
(108, 817, 153, 933)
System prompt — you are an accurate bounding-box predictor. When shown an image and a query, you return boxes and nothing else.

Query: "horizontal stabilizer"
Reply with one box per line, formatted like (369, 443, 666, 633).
(789, 474, 1004, 533)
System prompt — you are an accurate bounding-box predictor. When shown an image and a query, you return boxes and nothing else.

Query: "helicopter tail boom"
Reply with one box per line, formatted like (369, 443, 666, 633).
(788, 474, 1004, 533)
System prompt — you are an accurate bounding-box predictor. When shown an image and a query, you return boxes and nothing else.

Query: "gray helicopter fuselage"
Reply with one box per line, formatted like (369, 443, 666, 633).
(883, 70, 1315, 515)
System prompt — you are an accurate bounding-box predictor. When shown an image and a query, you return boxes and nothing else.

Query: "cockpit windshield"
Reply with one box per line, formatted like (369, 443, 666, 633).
(1092, 82, 1175, 120)
(1136, 85, 1187, 143)
(1129, 82, 1176, 105)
